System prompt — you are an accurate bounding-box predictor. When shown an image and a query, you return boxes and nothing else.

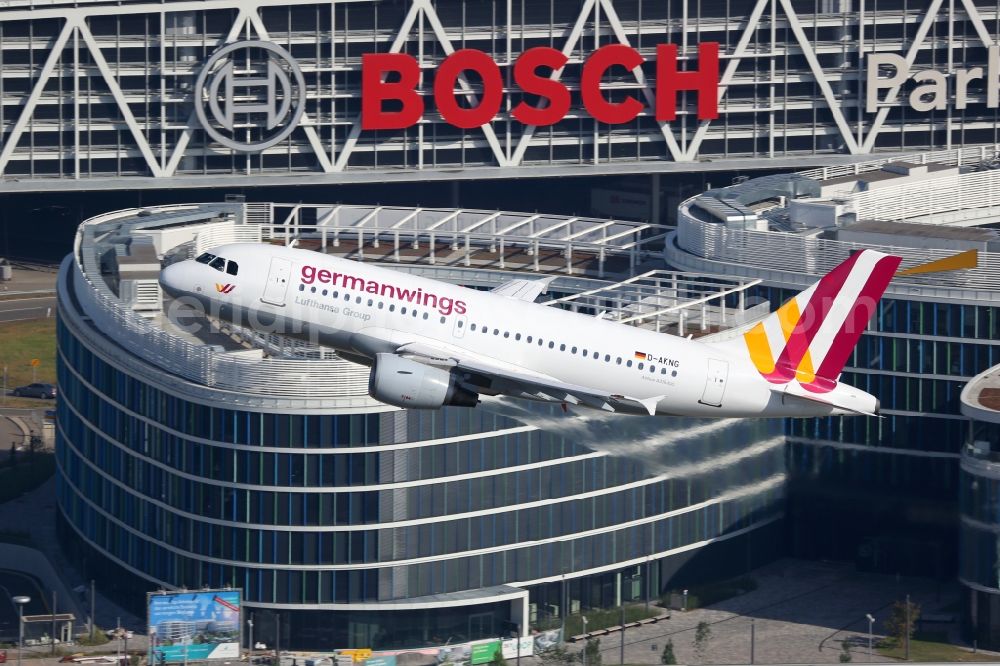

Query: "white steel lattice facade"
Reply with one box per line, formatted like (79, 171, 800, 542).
(1, 0, 999, 190)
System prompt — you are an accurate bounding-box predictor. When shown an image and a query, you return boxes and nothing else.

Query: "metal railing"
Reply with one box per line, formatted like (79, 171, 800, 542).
(675, 145, 1000, 294)
(798, 144, 1000, 182)
(849, 168, 1000, 224)
(676, 208, 1000, 292)
(542, 271, 763, 336)
(264, 204, 668, 277)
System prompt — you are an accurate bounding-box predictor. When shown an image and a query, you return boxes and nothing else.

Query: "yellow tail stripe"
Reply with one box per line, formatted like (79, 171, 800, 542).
(796, 347, 816, 384)
(744, 322, 776, 374)
(776, 298, 801, 342)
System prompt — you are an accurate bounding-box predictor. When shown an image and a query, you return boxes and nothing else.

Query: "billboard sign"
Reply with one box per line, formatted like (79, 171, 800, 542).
(468, 642, 501, 665)
(362, 657, 396, 666)
(148, 590, 241, 663)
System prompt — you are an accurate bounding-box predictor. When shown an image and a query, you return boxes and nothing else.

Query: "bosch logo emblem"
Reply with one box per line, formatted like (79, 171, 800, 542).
(194, 40, 306, 152)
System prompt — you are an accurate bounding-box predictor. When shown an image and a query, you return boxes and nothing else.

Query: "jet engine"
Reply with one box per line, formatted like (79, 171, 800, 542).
(368, 353, 479, 409)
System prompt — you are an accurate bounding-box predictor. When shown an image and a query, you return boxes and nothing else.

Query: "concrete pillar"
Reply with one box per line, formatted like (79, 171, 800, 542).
(511, 593, 530, 637)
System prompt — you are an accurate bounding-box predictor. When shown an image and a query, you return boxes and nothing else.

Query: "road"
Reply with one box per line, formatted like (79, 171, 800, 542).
(0, 296, 57, 323)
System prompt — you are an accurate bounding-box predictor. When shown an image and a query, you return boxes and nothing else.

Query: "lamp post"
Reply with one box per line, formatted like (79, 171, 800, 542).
(515, 623, 521, 666)
(866, 614, 875, 658)
(247, 615, 254, 664)
(13, 595, 30, 666)
(581, 617, 588, 666)
(149, 628, 157, 666)
(905, 595, 911, 661)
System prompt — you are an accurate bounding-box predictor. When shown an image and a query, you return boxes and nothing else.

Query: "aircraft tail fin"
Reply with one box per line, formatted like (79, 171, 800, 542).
(741, 249, 901, 393)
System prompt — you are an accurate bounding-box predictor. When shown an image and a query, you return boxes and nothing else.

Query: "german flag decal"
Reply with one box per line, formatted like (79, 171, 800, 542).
(216, 283, 235, 294)
(634, 351, 647, 360)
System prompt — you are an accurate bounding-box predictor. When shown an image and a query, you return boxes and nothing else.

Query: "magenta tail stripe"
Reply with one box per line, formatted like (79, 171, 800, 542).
(809, 254, 901, 388)
(768, 251, 866, 379)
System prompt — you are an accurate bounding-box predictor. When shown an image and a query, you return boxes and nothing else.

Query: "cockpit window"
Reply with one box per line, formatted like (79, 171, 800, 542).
(209, 257, 226, 272)
(226, 261, 239, 276)
(195, 253, 216, 264)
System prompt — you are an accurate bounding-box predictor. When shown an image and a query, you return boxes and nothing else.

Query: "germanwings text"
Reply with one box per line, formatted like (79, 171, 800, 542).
(300, 265, 468, 315)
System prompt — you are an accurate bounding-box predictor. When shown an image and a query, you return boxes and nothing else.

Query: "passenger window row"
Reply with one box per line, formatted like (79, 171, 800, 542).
(466, 323, 678, 376)
(299, 284, 447, 323)
(296, 283, 677, 378)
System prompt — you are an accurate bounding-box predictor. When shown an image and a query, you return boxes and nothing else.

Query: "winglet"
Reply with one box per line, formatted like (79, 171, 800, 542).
(492, 275, 559, 302)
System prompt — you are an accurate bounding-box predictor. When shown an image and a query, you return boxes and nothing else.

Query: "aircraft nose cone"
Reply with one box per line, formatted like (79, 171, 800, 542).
(159, 262, 188, 297)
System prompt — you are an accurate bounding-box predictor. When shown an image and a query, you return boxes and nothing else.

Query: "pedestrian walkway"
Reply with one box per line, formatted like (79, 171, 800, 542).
(528, 559, 992, 665)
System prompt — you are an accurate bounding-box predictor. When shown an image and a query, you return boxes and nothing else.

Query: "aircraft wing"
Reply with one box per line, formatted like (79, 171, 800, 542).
(394, 340, 664, 415)
(490, 275, 558, 302)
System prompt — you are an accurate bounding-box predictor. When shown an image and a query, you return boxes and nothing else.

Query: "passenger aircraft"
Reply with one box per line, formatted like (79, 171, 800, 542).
(159, 244, 901, 418)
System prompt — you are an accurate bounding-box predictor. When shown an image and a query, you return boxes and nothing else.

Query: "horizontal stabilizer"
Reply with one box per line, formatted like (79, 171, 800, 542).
(896, 250, 978, 276)
(780, 382, 880, 417)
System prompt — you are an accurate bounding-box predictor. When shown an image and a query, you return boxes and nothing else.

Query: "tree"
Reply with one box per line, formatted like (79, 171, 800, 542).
(694, 620, 712, 661)
(839, 641, 852, 663)
(538, 645, 575, 666)
(884, 599, 921, 647)
(577, 638, 601, 666)
(491, 649, 507, 666)
(660, 639, 677, 665)
(693, 622, 712, 661)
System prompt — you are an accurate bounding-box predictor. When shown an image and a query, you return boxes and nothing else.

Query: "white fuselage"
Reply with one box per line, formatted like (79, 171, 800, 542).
(164, 244, 877, 418)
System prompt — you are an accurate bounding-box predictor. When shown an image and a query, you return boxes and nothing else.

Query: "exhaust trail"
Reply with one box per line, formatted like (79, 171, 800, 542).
(483, 395, 742, 442)
(649, 435, 786, 478)
(480, 396, 769, 473)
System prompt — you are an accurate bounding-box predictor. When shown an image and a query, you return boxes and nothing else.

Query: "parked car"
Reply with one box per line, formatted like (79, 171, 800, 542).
(1, 649, 8, 663)
(11, 383, 56, 399)
(105, 628, 134, 639)
(65, 657, 127, 666)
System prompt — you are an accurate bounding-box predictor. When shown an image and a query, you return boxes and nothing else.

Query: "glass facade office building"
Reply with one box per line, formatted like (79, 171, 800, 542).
(665, 147, 1000, 644)
(0, 0, 997, 191)
(767, 287, 994, 574)
(56, 204, 785, 650)
(960, 369, 1000, 648)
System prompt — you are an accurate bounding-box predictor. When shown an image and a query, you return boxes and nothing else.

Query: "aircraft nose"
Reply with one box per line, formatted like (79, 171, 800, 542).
(160, 261, 194, 298)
